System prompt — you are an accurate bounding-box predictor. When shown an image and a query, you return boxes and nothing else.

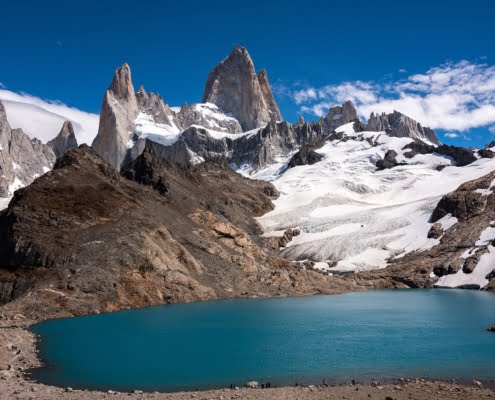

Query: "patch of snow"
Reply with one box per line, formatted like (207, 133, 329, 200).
(436, 214, 458, 231)
(475, 225, 495, 246)
(133, 112, 181, 146)
(42, 166, 50, 173)
(170, 106, 181, 113)
(8, 177, 23, 196)
(0, 196, 11, 210)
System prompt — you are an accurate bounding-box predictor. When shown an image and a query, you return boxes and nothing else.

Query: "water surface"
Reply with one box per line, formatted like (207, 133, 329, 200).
(31, 289, 495, 392)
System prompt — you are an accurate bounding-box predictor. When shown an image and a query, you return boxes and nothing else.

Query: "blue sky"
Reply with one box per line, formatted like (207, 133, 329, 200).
(1, 0, 495, 147)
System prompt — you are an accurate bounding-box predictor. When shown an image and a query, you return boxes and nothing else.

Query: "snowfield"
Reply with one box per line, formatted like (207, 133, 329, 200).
(253, 123, 495, 274)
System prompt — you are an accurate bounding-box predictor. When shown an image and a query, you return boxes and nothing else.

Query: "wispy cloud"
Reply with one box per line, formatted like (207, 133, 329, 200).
(0, 82, 5, 89)
(444, 132, 459, 138)
(0, 90, 99, 144)
(289, 60, 495, 133)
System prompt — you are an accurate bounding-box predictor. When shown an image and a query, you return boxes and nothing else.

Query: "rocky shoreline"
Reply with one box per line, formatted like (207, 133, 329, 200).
(0, 317, 494, 400)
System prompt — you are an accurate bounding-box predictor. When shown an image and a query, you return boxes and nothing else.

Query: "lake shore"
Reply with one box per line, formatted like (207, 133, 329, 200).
(1, 321, 494, 400)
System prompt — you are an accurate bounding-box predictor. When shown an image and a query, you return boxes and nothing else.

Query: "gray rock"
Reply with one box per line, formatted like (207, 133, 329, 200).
(367, 111, 440, 145)
(321, 101, 359, 133)
(92, 63, 139, 170)
(0, 101, 55, 197)
(202, 46, 282, 131)
(136, 85, 176, 126)
(48, 121, 78, 159)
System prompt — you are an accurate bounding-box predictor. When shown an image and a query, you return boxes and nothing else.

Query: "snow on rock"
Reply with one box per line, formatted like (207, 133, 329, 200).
(254, 125, 495, 271)
(133, 112, 181, 147)
(436, 246, 495, 289)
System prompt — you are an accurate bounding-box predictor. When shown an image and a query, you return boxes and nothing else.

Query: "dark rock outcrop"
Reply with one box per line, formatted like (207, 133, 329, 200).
(376, 150, 403, 170)
(47, 121, 78, 159)
(478, 149, 494, 159)
(427, 223, 443, 239)
(288, 145, 323, 168)
(402, 141, 477, 167)
(202, 46, 282, 131)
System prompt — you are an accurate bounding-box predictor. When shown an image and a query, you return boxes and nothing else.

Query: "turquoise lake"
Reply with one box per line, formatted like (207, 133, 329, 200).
(30, 289, 495, 392)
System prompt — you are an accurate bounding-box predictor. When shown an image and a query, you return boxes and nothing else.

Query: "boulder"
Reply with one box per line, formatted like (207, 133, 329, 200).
(427, 223, 443, 239)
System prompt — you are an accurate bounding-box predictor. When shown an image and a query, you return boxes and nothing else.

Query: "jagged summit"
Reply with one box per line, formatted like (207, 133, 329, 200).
(367, 110, 440, 145)
(202, 46, 282, 131)
(108, 63, 135, 100)
(321, 100, 359, 132)
(48, 121, 78, 159)
(92, 63, 139, 170)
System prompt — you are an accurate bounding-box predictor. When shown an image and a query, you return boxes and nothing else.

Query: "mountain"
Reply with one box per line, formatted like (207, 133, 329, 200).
(0, 145, 355, 319)
(202, 46, 282, 131)
(367, 110, 440, 145)
(47, 121, 78, 159)
(91, 63, 140, 170)
(0, 100, 55, 198)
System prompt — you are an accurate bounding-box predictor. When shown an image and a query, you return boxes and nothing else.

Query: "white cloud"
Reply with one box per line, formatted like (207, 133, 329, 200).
(444, 132, 459, 138)
(0, 90, 99, 144)
(292, 61, 495, 133)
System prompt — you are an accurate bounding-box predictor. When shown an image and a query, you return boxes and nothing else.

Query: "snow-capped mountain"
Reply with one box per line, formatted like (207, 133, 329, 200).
(2, 45, 494, 291)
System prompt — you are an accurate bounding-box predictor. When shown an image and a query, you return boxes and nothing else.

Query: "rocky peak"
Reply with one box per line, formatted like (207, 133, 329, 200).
(366, 110, 440, 145)
(257, 69, 282, 121)
(92, 63, 139, 170)
(136, 85, 176, 126)
(108, 63, 135, 101)
(0, 100, 55, 198)
(202, 46, 282, 131)
(48, 121, 78, 159)
(321, 101, 359, 133)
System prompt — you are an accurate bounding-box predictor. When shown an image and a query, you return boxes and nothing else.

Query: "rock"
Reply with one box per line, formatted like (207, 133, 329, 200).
(376, 150, 401, 170)
(427, 223, 443, 239)
(47, 121, 78, 159)
(92, 63, 139, 170)
(202, 46, 281, 131)
(462, 252, 483, 274)
(287, 145, 323, 168)
(431, 174, 491, 222)
(0, 100, 56, 197)
(473, 380, 482, 388)
(278, 228, 300, 247)
(478, 149, 494, 159)
(321, 101, 359, 133)
(121, 143, 169, 195)
(487, 325, 495, 332)
(245, 381, 259, 389)
(136, 85, 176, 127)
(367, 110, 440, 145)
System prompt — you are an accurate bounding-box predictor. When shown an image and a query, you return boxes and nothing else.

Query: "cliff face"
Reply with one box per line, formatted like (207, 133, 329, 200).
(202, 46, 282, 131)
(91, 63, 139, 170)
(0, 101, 55, 198)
